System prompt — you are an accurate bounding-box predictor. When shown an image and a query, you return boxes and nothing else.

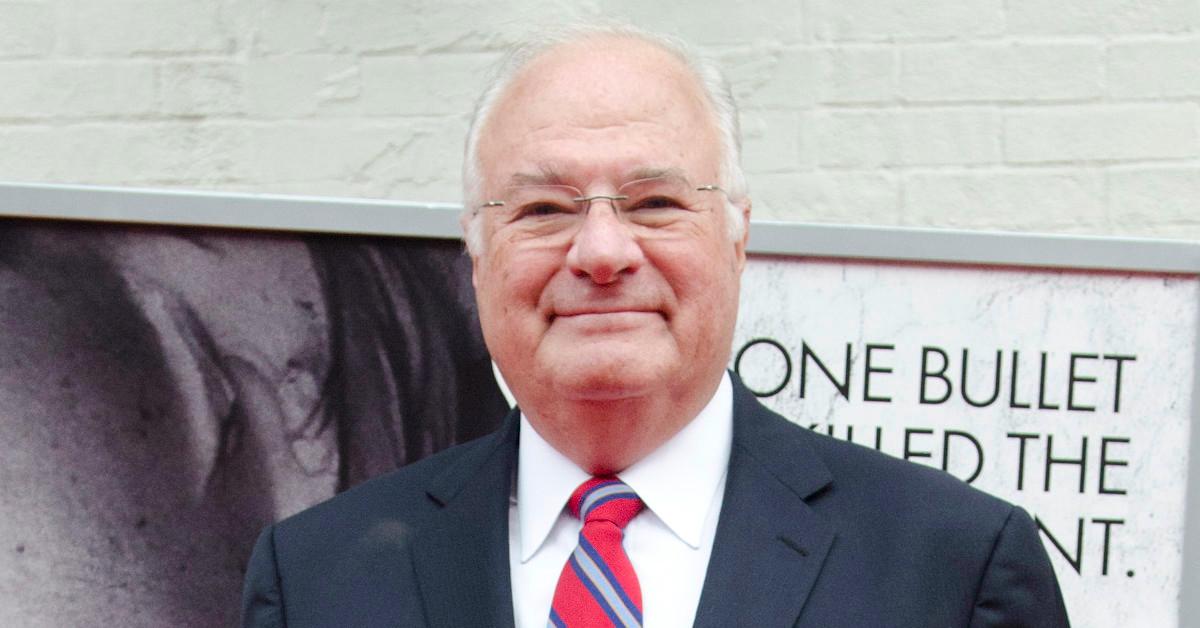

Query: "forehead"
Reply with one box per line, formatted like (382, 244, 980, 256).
(477, 38, 722, 187)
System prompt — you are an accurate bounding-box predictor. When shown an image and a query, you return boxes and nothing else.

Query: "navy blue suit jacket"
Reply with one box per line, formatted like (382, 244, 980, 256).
(242, 379, 1070, 627)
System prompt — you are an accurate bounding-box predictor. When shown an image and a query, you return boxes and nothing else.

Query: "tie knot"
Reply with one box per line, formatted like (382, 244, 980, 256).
(568, 477, 644, 529)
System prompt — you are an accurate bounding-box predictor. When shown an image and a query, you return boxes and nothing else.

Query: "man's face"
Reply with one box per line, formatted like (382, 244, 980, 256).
(471, 39, 748, 412)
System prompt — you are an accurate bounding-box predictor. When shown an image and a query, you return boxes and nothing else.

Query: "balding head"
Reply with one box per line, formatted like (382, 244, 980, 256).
(461, 25, 747, 256)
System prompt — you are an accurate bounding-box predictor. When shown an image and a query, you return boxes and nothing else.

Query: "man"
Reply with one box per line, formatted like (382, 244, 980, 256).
(243, 25, 1070, 627)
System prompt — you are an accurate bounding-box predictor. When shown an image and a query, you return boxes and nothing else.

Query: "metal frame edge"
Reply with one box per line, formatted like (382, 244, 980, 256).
(3, 181, 1199, 273)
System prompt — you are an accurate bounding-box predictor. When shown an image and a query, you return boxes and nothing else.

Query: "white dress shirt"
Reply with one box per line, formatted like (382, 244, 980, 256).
(508, 372, 734, 628)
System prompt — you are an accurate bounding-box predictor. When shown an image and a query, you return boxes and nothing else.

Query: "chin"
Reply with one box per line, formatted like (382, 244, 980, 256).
(551, 358, 664, 402)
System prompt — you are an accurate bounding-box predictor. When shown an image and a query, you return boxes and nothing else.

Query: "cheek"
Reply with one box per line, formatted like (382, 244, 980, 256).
(477, 245, 561, 319)
(657, 238, 740, 295)
(652, 240, 743, 347)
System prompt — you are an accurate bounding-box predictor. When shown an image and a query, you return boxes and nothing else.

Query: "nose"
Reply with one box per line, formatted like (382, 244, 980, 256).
(564, 199, 645, 285)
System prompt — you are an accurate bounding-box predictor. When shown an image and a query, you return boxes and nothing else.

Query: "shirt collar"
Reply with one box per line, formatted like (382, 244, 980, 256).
(515, 372, 734, 562)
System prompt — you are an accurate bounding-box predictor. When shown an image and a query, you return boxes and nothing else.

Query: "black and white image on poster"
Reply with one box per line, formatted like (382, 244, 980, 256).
(0, 216, 506, 626)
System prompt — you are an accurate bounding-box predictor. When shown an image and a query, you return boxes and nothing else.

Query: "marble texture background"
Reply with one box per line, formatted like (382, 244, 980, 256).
(734, 255, 1198, 627)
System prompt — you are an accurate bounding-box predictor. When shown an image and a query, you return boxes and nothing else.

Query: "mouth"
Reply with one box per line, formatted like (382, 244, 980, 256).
(550, 307, 662, 321)
(549, 308, 665, 330)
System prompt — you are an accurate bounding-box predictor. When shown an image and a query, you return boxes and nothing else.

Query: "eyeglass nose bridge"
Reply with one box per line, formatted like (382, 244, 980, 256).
(572, 193, 630, 217)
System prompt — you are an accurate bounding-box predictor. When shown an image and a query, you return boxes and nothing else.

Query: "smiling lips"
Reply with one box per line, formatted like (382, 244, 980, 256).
(550, 308, 664, 330)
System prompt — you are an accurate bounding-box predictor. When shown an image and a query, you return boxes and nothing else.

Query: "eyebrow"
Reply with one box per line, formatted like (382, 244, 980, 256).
(505, 166, 691, 188)
(507, 167, 568, 187)
(625, 166, 688, 182)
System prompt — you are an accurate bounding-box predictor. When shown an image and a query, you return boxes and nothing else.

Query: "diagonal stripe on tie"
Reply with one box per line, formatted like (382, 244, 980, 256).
(580, 483, 634, 515)
(569, 554, 630, 626)
(577, 537, 642, 624)
(582, 492, 639, 518)
(548, 476, 645, 628)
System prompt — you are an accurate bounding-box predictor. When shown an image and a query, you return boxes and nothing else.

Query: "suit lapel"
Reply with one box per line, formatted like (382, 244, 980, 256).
(410, 410, 520, 628)
(693, 379, 837, 628)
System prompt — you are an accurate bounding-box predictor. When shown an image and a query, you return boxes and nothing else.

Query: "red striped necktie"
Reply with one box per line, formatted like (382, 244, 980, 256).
(548, 477, 645, 628)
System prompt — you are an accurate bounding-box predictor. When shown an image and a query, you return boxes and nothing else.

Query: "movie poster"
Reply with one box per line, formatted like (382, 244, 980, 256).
(0, 217, 506, 626)
(1, 212, 1195, 627)
(733, 257, 1198, 627)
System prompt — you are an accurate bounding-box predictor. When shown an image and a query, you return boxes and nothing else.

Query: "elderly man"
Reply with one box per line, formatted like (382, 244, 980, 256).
(242, 26, 1069, 627)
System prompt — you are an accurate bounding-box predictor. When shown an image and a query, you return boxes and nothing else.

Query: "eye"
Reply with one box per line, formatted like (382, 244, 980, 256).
(627, 195, 685, 211)
(514, 201, 574, 219)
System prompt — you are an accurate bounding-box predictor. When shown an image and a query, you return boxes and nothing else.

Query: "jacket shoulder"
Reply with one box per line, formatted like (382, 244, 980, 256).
(732, 380, 1013, 525)
(815, 427, 1010, 514)
(733, 392, 1068, 624)
(242, 416, 518, 626)
(795, 420, 1069, 625)
(270, 421, 511, 565)
(776, 407, 1016, 531)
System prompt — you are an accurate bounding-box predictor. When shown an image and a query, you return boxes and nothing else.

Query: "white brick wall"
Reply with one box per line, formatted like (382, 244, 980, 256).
(899, 43, 1104, 103)
(1, 1, 1197, 240)
(817, 46, 895, 104)
(0, 3, 54, 58)
(809, 0, 1005, 42)
(0, 60, 157, 118)
(1108, 39, 1200, 99)
(1006, 0, 1199, 35)
(905, 169, 1106, 230)
(811, 109, 1001, 167)
(1005, 104, 1198, 162)
(59, 1, 231, 56)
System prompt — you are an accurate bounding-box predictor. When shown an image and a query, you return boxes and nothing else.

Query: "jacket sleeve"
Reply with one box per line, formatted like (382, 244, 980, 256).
(242, 525, 287, 628)
(968, 506, 1071, 627)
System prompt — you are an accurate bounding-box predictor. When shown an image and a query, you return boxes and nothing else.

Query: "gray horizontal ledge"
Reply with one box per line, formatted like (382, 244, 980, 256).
(0, 181, 465, 239)
(2, 181, 1198, 274)
(749, 220, 1200, 274)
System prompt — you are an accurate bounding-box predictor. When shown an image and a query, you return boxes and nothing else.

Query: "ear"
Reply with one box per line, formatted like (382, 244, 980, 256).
(470, 253, 481, 290)
(733, 198, 751, 273)
(460, 211, 482, 289)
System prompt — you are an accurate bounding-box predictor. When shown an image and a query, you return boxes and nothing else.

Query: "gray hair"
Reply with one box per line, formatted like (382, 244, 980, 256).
(460, 23, 748, 255)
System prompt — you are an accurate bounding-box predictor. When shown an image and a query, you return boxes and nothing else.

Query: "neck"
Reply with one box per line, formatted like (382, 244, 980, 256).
(521, 373, 723, 474)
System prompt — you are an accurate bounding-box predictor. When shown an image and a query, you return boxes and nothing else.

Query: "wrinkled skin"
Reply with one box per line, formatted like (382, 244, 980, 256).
(470, 38, 751, 474)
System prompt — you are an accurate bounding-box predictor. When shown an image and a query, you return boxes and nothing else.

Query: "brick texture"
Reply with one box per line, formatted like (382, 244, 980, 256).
(356, 54, 495, 116)
(0, 1, 1196, 241)
(1109, 166, 1200, 224)
(1108, 39, 1200, 99)
(905, 170, 1105, 230)
(243, 55, 361, 118)
(1006, 0, 1199, 35)
(59, 1, 231, 56)
(901, 43, 1103, 103)
(0, 3, 54, 58)
(818, 46, 895, 104)
(0, 61, 156, 119)
(812, 109, 1000, 167)
(1005, 105, 1198, 163)
(810, 0, 1005, 41)
(755, 171, 900, 222)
